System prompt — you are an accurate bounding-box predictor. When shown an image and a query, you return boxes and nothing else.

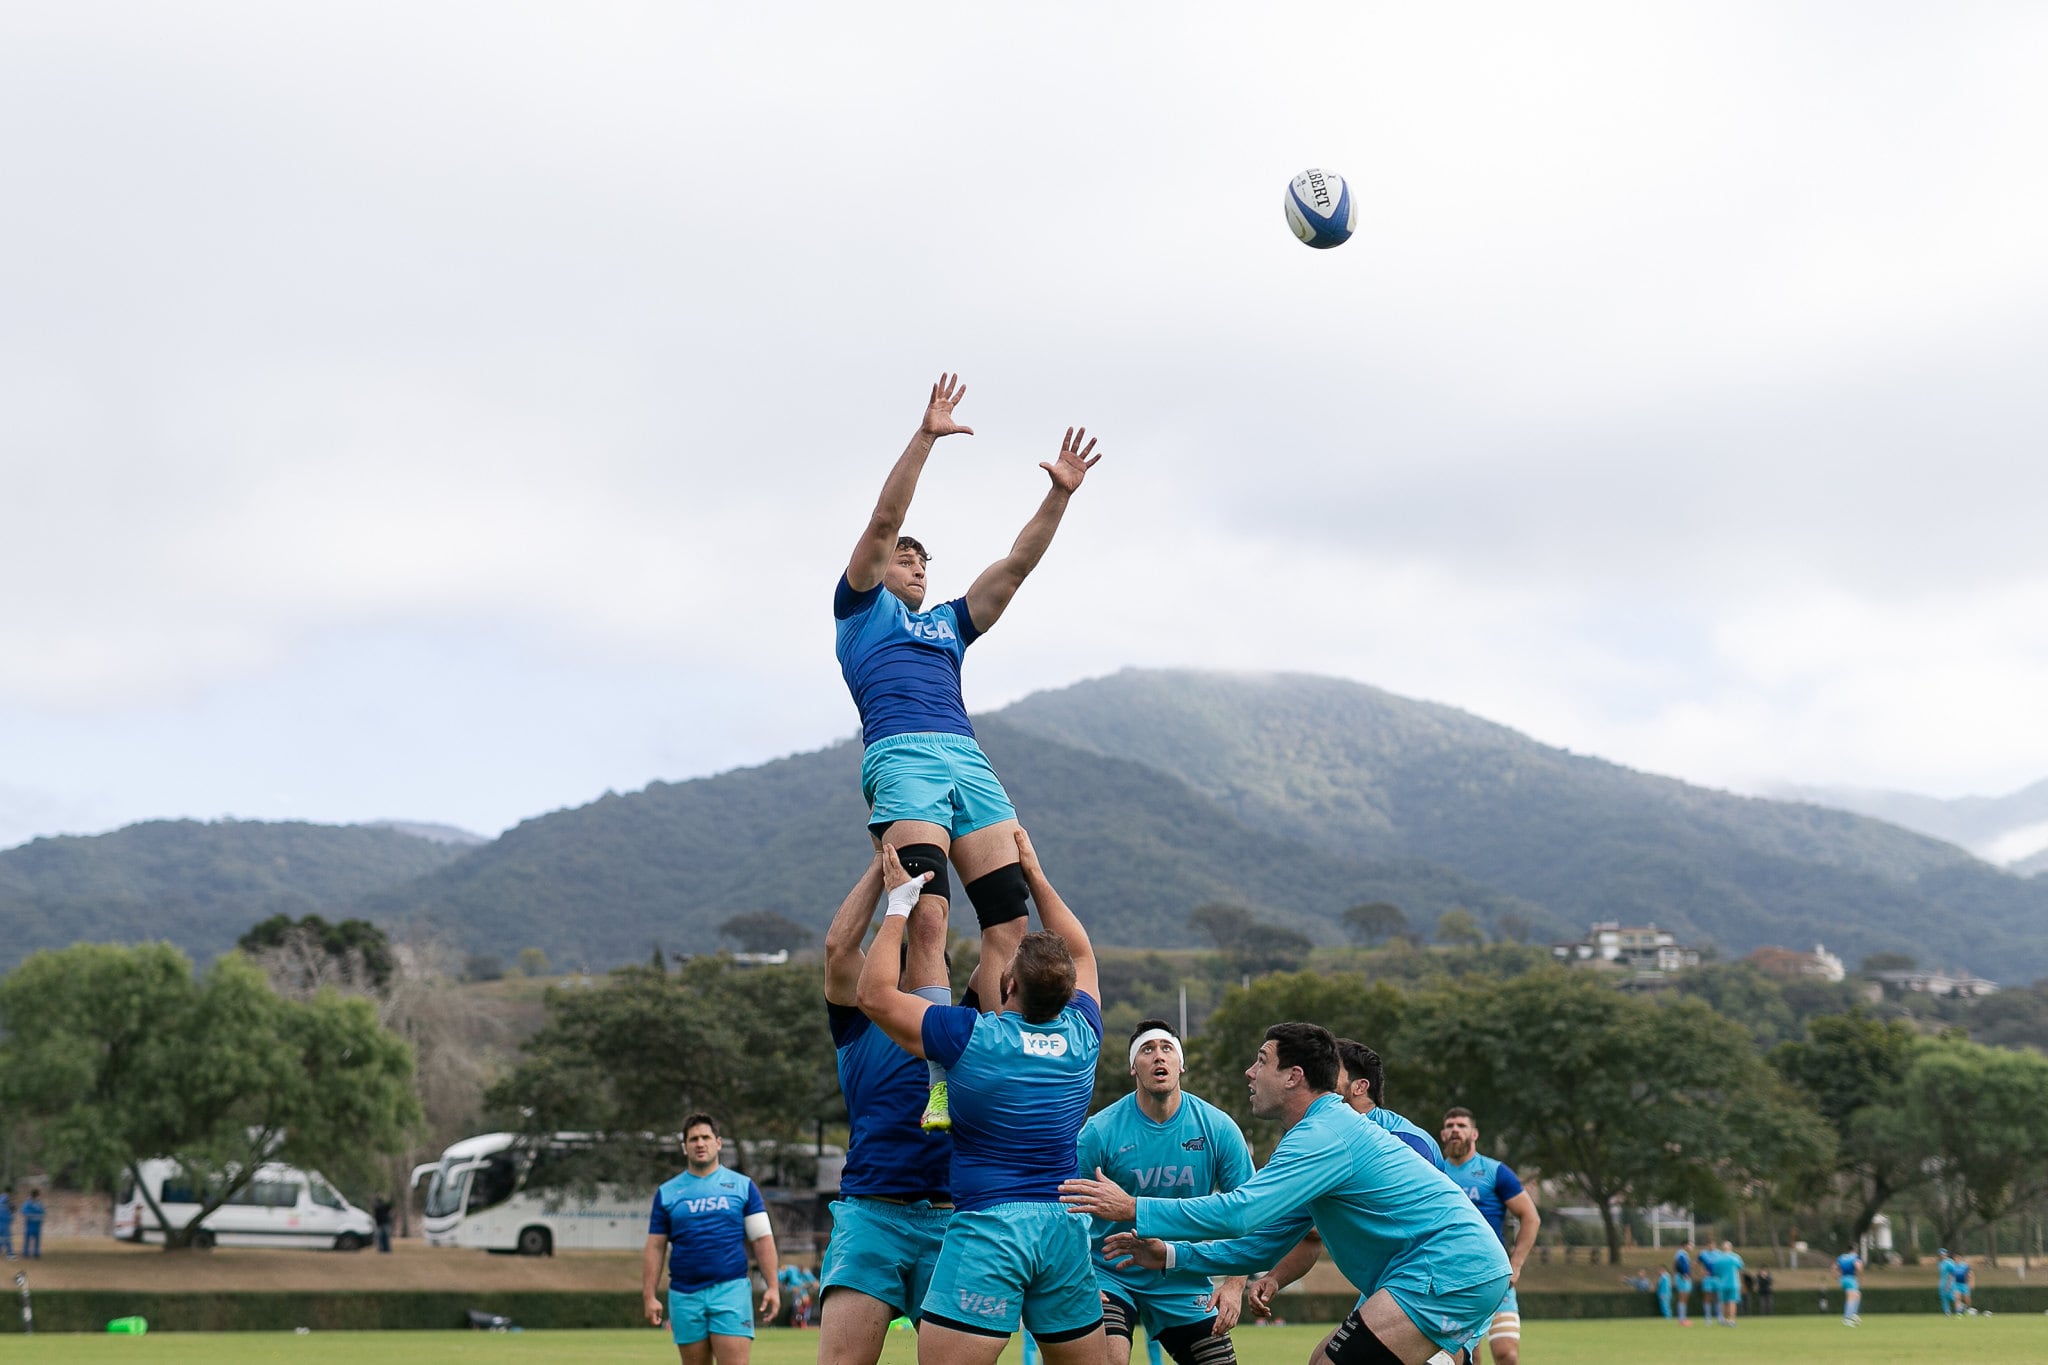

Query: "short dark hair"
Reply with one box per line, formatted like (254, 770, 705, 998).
(1334, 1038, 1385, 1105)
(1129, 1018, 1177, 1048)
(682, 1113, 720, 1139)
(1262, 1022, 1339, 1093)
(1443, 1106, 1474, 1124)
(1008, 931, 1077, 1023)
(896, 535, 931, 564)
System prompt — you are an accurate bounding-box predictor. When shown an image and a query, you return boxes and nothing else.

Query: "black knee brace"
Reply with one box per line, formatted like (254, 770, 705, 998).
(964, 861, 1031, 931)
(1325, 1309, 1404, 1365)
(892, 843, 950, 905)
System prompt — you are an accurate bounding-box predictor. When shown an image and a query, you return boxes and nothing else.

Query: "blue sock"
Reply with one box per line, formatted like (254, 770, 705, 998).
(1023, 1333, 1040, 1365)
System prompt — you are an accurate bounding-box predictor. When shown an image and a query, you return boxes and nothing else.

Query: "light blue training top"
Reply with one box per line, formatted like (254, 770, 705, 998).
(1076, 1090, 1255, 1303)
(1365, 1105, 1446, 1171)
(1135, 1093, 1509, 1298)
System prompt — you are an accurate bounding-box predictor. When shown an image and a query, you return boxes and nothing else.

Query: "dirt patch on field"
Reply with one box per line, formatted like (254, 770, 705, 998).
(15, 1238, 641, 1292)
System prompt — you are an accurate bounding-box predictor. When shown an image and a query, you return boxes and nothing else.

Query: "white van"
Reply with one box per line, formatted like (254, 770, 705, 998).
(113, 1159, 377, 1251)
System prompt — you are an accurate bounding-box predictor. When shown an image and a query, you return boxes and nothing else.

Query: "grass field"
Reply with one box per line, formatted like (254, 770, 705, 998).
(2, 1319, 2044, 1364)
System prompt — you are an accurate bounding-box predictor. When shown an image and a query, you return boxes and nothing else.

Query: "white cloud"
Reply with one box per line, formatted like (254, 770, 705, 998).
(3, 2, 2048, 839)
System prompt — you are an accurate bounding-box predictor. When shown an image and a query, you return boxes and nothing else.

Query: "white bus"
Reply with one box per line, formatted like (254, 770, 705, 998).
(413, 1132, 843, 1256)
(113, 1158, 377, 1251)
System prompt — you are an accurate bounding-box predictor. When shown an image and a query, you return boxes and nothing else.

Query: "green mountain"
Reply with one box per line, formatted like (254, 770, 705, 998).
(9, 670, 2044, 982)
(357, 716, 1541, 970)
(996, 670, 2048, 977)
(0, 819, 467, 973)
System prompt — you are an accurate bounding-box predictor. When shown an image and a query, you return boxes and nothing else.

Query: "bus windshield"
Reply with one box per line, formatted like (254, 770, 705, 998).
(423, 1162, 468, 1219)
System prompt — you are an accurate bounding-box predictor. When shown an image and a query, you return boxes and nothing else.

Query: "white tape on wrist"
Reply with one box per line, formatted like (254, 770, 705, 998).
(885, 876, 925, 919)
(1163, 1242, 1177, 1271)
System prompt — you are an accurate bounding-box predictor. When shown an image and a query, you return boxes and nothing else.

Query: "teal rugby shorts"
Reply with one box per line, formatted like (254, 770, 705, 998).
(1099, 1280, 1219, 1336)
(668, 1277, 754, 1344)
(1380, 1268, 1512, 1354)
(820, 1196, 952, 1322)
(920, 1203, 1100, 1339)
(862, 732, 1017, 839)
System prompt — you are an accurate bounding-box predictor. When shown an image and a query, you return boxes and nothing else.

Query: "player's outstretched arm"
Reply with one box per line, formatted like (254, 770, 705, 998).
(964, 426, 1101, 631)
(823, 854, 887, 1007)
(1013, 828, 1098, 1003)
(1505, 1189, 1541, 1285)
(854, 845, 937, 1055)
(847, 375, 973, 593)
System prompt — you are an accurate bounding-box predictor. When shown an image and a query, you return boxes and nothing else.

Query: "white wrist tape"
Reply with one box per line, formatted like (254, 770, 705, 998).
(885, 875, 925, 919)
(1163, 1243, 1178, 1271)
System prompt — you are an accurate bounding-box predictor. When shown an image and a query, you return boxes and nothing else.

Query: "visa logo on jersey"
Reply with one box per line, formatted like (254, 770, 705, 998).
(1021, 1031, 1069, 1058)
(1132, 1166, 1199, 1191)
(684, 1197, 737, 1213)
(904, 616, 958, 643)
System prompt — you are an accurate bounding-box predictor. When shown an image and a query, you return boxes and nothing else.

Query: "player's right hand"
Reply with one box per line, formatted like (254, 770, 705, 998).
(1246, 1274, 1282, 1317)
(644, 1294, 666, 1328)
(1014, 828, 1042, 876)
(921, 373, 974, 438)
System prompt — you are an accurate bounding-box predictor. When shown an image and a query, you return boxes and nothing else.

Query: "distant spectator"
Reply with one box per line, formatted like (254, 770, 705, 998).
(0, 1187, 13, 1260)
(1755, 1269, 1773, 1315)
(372, 1194, 394, 1253)
(1621, 1270, 1652, 1291)
(1656, 1269, 1673, 1318)
(21, 1190, 44, 1259)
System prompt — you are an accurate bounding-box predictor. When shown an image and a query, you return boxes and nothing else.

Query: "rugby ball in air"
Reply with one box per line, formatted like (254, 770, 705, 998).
(1284, 168, 1357, 249)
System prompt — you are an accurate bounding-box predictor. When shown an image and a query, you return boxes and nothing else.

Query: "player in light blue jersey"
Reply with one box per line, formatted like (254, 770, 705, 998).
(643, 1115, 779, 1365)
(1068, 1022, 1510, 1365)
(1439, 1109, 1540, 1365)
(835, 374, 1102, 1133)
(1240, 1039, 1446, 1322)
(1077, 1018, 1255, 1365)
(819, 856, 956, 1365)
(1937, 1248, 1956, 1314)
(1715, 1241, 1744, 1326)
(859, 831, 1107, 1365)
(1836, 1247, 1862, 1324)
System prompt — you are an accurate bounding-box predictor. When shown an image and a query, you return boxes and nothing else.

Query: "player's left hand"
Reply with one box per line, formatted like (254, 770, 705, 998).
(1208, 1278, 1246, 1334)
(1101, 1233, 1170, 1271)
(760, 1284, 780, 1321)
(1059, 1169, 1135, 1222)
(880, 843, 931, 896)
(1041, 427, 1101, 494)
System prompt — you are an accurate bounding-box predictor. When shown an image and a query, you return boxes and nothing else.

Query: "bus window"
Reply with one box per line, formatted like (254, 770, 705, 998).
(470, 1153, 518, 1214)
(161, 1175, 202, 1205)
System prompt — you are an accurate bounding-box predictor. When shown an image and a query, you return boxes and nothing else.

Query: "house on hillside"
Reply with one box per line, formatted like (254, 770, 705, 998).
(1873, 966, 1999, 997)
(1745, 943, 1846, 983)
(1550, 922, 1701, 979)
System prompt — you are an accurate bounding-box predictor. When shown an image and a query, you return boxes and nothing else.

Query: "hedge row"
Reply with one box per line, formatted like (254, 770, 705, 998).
(1281, 1283, 2048, 1322)
(11, 1284, 2048, 1333)
(4, 1291, 643, 1334)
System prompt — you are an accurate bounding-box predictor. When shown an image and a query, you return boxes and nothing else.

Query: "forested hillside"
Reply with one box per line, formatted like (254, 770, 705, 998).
(0, 820, 464, 971)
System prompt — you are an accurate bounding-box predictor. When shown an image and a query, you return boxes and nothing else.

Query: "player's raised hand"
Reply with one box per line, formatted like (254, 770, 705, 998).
(1041, 427, 1101, 494)
(1245, 1274, 1282, 1318)
(921, 373, 974, 438)
(1101, 1233, 1170, 1272)
(1058, 1168, 1136, 1222)
(880, 843, 932, 894)
(1013, 828, 1044, 878)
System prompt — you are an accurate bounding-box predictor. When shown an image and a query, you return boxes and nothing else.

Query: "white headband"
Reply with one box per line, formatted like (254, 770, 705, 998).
(1128, 1028, 1182, 1070)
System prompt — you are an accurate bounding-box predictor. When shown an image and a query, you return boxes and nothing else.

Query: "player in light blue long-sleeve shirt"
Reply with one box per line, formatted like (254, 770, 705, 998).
(1064, 1023, 1509, 1365)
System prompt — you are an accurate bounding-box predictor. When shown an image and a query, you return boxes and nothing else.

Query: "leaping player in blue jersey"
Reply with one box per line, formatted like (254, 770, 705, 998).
(1438, 1109, 1540, 1365)
(835, 374, 1101, 1133)
(819, 855, 956, 1365)
(1067, 1023, 1511, 1365)
(1076, 1020, 1254, 1365)
(644, 1114, 780, 1365)
(858, 830, 1107, 1365)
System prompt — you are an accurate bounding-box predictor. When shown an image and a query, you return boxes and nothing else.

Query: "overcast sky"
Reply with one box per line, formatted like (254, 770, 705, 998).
(4, 2, 2047, 851)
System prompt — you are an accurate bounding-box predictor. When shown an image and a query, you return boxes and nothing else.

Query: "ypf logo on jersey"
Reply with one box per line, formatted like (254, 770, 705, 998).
(1021, 1031, 1069, 1058)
